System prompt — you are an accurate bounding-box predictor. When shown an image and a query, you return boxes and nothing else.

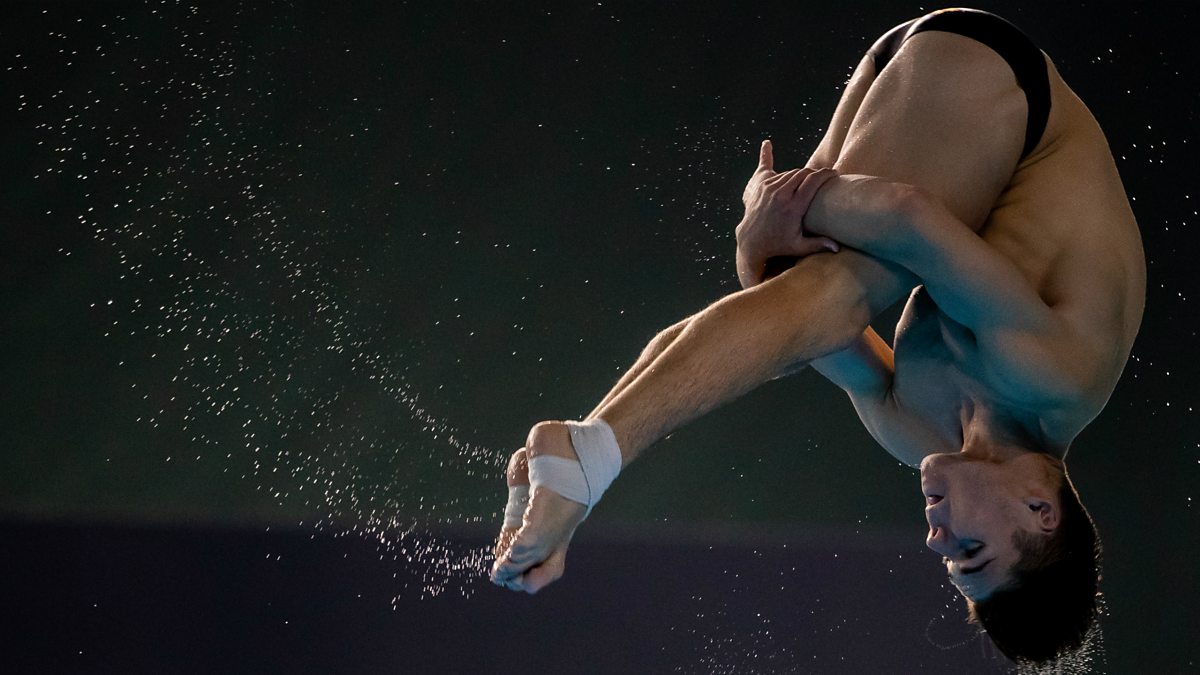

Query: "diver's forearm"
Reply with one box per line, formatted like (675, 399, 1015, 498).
(803, 174, 917, 261)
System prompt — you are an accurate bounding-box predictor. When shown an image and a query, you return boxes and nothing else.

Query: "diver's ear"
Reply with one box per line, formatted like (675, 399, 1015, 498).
(1027, 499, 1059, 531)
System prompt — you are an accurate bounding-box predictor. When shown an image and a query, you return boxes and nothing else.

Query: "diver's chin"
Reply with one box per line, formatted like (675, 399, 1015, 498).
(954, 581, 993, 603)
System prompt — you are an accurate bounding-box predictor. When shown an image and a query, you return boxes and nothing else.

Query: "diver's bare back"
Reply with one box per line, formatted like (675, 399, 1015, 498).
(890, 54, 1146, 457)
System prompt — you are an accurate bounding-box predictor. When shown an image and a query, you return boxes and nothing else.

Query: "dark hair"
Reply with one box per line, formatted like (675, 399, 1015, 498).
(965, 467, 1101, 664)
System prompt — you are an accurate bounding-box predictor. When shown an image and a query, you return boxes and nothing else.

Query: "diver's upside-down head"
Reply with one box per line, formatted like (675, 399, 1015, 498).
(921, 452, 1101, 663)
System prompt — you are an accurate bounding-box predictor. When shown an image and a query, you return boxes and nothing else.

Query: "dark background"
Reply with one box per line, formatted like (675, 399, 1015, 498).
(1, 1, 1196, 673)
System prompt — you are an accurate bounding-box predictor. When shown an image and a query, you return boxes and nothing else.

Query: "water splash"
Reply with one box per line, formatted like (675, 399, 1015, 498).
(631, 102, 825, 285)
(24, 0, 507, 602)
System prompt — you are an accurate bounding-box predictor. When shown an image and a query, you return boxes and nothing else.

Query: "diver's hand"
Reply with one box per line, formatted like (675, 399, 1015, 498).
(736, 140, 840, 289)
(490, 423, 588, 594)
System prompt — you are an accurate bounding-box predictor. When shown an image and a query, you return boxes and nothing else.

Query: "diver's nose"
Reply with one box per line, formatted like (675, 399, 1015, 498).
(925, 499, 955, 556)
(926, 525, 956, 556)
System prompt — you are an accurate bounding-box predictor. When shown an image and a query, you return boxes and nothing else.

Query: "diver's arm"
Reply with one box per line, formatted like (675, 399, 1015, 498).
(803, 175, 1095, 406)
(804, 176, 1051, 333)
(810, 328, 948, 466)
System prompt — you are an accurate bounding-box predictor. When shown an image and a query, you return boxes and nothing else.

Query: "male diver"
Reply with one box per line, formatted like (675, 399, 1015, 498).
(491, 8, 1144, 664)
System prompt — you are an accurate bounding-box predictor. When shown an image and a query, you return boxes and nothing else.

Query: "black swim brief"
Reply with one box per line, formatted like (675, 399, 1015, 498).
(866, 8, 1051, 160)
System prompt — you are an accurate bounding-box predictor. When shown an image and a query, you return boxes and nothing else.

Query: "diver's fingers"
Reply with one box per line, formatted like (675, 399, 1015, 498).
(779, 166, 811, 194)
(795, 236, 840, 255)
(758, 139, 774, 172)
(763, 167, 802, 188)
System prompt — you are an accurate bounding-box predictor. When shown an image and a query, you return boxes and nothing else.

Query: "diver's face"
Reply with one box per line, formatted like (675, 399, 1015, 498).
(919, 452, 1060, 600)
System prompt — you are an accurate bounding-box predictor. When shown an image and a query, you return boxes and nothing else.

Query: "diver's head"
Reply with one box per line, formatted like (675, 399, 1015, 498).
(921, 452, 1101, 663)
(921, 451, 1061, 597)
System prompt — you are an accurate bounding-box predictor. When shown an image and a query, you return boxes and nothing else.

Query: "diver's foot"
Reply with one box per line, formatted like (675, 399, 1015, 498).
(493, 447, 529, 560)
(525, 420, 580, 462)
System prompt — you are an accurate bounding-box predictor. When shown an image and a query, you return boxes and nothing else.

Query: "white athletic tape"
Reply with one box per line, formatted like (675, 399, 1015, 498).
(567, 418, 622, 505)
(503, 484, 529, 529)
(526, 418, 623, 515)
(528, 455, 590, 505)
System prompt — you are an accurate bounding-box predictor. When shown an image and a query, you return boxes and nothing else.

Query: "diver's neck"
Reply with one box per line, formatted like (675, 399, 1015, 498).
(958, 399, 1044, 461)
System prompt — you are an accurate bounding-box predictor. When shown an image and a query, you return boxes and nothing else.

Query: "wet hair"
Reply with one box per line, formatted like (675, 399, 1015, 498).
(965, 467, 1101, 665)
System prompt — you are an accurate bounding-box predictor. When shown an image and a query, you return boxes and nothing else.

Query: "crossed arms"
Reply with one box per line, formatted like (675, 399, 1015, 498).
(737, 144, 1098, 432)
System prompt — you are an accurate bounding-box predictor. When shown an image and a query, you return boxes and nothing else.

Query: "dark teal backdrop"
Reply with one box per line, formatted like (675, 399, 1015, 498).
(2, 1, 1196, 672)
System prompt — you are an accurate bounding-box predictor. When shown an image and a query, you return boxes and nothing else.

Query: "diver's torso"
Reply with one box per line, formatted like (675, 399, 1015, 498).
(889, 57, 1146, 455)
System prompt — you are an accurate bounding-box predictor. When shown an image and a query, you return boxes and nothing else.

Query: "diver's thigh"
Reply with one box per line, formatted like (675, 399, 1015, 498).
(807, 15, 914, 169)
(806, 52, 878, 169)
(834, 31, 1028, 231)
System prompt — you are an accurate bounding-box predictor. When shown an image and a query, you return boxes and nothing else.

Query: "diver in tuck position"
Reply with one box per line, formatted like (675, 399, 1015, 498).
(490, 8, 1144, 664)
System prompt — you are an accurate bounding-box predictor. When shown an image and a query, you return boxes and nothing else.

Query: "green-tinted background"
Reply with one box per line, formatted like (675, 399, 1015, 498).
(2, 1, 1196, 670)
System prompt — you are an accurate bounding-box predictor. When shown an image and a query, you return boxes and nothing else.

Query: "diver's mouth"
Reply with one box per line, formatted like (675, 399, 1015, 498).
(925, 494, 944, 506)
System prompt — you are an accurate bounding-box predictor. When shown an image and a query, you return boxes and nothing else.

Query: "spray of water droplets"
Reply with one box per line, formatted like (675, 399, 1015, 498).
(22, 0, 509, 602)
(671, 594, 797, 675)
(631, 100, 826, 286)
